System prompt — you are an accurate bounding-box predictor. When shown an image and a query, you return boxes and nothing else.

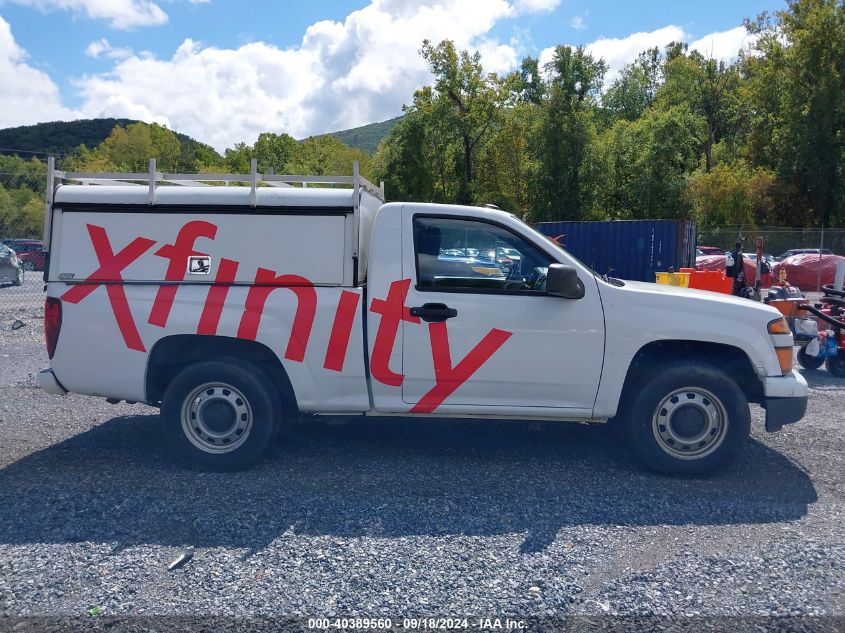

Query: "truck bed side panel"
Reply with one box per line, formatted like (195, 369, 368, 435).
(47, 208, 369, 411)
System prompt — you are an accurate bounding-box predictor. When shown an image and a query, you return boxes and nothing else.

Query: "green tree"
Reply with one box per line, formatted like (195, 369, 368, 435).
(595, 107, 700, 219)
(684, 161, 777, 228)
(744, 0, 845, 226)
(286, 135, 370, 177)
(416, 40, 505, 204)
(372, 111, 439, 202)
(253, 132, 299, 173)
(658, 50, 742, 173)
(602, 47, 661, 122)
(475, 104, 537, 216)
(530, 46, 607, 221)
(0, 183, 43, 238)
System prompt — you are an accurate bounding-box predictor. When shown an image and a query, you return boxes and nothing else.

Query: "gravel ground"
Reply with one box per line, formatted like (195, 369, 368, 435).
(0, 306, 843, 632)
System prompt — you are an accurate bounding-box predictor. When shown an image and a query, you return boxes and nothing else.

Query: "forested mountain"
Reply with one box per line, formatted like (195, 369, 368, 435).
(0, 119, 138, 157)
(321, 116, 403, 153)
(0, 116, 402, 159)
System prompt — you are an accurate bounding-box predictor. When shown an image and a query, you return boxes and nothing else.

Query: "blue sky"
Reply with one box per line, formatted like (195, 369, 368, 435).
(0, 0, 782, 150)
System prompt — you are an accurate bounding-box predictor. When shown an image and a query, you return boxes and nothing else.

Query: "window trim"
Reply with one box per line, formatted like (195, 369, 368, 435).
(411, 213, 565, 297)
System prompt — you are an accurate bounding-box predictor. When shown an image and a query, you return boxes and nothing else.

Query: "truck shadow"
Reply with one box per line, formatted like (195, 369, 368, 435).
(0, 414, 816, 553)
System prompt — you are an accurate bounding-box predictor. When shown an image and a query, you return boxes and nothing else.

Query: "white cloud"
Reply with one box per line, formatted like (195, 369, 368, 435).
(71, 0, 530, 150)
(0, 15, 79, 129)
(690, 26, 757, 63)
(1, 0, 202, 29)
(512, 0, 561, 13)
(570, 13, 587, 31)
(585, 25, 685, 83)
(85, 38, 133, 60)
(539, 24, 752, 87)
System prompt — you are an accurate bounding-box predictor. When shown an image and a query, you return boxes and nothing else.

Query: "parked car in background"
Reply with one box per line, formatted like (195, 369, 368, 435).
(697, 246, 723, 256)
(0, 243, 24, 286)
(776, 248, 833, 261)
(770, 253, 845, 291)
(2, 239, 45, 271)
(744, 252, 775, 265)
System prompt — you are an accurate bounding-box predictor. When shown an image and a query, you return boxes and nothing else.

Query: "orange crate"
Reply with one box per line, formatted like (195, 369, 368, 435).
(681, 268, 732, 294)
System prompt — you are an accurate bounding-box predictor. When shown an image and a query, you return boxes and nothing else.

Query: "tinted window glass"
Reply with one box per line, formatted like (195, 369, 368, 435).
(414, 216, 554, 293)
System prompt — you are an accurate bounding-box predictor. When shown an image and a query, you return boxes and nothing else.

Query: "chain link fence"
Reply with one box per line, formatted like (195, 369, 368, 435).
(697, 226, 845, 294)
(696, 226, 845, 260)
(1, 205, 45, 325)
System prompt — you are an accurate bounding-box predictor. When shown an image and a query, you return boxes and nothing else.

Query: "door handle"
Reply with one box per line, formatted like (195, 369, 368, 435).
(409, 303, 458, 323)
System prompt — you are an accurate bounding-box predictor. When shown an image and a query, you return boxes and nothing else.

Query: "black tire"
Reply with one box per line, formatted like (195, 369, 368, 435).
(22, 261, 34, 272)
(797, 346, 825, 370)
(623, 361, 751, 476)
(12, 268, 23, 287)
(161, 359, 280, 471)
(826, 355, 845, 378)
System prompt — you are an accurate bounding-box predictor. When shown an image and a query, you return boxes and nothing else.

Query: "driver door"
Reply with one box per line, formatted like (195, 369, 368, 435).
(400, 209, 605, 415)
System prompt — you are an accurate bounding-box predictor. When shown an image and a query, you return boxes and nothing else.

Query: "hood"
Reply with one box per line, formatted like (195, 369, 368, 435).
(610, 279, 783, 322)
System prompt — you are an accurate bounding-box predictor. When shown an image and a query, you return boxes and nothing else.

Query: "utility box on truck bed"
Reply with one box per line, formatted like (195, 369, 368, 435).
(38, 160, 807, 475)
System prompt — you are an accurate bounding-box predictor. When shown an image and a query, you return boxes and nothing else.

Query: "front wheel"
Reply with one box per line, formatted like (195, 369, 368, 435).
(826, 355, 845, 378)
(624, 361, 750, 476)
(160, 360, 280, 471)
(12, 268, 23, 286)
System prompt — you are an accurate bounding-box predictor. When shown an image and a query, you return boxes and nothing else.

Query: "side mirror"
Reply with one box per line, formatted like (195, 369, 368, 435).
(546, 263, 585, 299)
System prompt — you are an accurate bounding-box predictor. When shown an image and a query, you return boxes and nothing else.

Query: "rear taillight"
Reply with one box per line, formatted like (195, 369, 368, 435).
(44, 297, 62, 359)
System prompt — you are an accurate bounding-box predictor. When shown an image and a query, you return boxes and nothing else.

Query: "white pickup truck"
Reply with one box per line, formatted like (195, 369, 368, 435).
(37, 160, 808, 475)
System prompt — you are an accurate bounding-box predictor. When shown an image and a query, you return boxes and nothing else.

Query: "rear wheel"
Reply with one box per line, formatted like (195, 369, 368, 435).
(826, 355, 845, 378)
(623, 361, 750, 475)
(161, 360, 280, 471)
(21, 261, 34, 271)
(797, 346, 824, 370)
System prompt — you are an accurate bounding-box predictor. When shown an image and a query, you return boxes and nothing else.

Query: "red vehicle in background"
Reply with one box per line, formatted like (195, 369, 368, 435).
(1, 239, 45, 271)
(697, 245, 723, 256)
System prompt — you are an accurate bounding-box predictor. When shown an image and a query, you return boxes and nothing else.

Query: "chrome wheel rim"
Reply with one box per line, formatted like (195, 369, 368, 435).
(181, 382, 252, 454)
(652, 387, 728, 460)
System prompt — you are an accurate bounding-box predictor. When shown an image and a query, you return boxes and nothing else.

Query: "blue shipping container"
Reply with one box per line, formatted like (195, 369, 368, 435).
(533, 219, 697, 282)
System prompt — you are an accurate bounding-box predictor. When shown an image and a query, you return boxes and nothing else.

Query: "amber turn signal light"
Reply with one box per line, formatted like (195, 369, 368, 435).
(775, 346, 794, 374)
(768, 317, 791, 335)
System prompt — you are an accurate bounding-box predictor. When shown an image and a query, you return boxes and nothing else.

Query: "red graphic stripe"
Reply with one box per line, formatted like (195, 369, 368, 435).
(410, 324, 512, 414)
(369, 279, 419, 386)
(197, 258, 239, 336)
(60, 224, 156, 352)
(323, 290, 360, 372)
(237, 269, 316, 362)
(149, 221, 218, 327)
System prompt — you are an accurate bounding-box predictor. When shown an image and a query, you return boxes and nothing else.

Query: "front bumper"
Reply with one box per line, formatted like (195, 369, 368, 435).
(38, 368, 67, 395)
(762, 371, 808, 432)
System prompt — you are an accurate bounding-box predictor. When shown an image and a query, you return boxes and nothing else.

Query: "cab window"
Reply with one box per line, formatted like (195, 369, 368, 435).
(414, 216, 554, 293)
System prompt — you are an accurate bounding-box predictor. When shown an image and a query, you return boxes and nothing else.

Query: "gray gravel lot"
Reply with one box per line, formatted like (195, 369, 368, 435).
(0, 303, 843, 631)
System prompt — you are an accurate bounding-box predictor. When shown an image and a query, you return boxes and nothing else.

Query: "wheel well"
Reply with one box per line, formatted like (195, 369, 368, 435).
(145, 335, 298, 410)
(620, 340, 764, 405)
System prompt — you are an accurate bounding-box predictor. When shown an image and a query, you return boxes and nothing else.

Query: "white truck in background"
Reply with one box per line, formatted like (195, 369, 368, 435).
(37, 160, 808, 475)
